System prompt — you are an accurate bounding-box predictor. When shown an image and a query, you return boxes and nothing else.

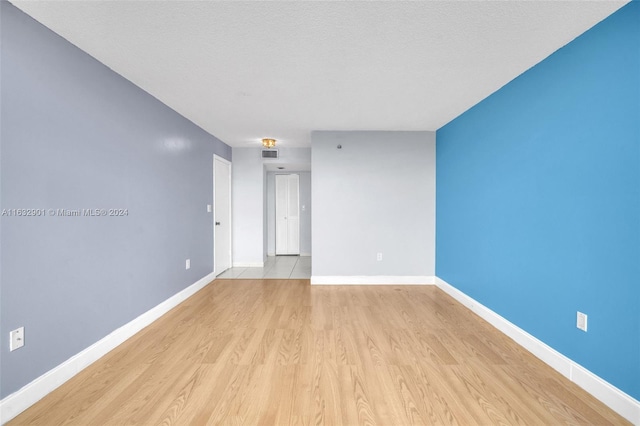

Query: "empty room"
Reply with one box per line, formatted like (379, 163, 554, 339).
(1, 1, 638, 425)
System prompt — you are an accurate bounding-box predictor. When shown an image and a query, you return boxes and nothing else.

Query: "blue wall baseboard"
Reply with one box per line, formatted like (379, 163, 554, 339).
(436, 278, 640, 424)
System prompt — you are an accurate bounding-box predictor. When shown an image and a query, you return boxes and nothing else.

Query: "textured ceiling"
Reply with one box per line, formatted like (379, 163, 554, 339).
(10, 1, 628, 148)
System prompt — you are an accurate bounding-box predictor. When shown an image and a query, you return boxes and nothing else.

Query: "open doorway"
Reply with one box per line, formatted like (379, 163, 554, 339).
(226, 148, 311, 278)
(266, 170, 311, 257)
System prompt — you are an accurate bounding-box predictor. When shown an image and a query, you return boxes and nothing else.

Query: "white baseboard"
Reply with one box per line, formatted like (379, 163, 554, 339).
(311, 275, 435, 285)
(232, 262, 264, 268)
(3, 273, 636, 425)
(435, 277, 640, 425)
(0, 272, 216, 425)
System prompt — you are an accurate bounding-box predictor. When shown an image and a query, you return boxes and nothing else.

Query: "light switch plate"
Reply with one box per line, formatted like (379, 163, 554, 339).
(577, 311, 587, 332)
(10, 327, 24, 351)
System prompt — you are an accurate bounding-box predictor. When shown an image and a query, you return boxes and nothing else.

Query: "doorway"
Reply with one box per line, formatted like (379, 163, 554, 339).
(214, 155, 232, 275)
(275, 174, 300, 255)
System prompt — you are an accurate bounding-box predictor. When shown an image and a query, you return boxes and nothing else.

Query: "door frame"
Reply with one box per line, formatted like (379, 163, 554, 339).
(213, 155, 232, 275)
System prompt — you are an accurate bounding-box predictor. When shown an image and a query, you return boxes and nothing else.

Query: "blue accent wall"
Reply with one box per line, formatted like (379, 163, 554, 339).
(1, 2, 231, 398)
(436, 2, 639, 400)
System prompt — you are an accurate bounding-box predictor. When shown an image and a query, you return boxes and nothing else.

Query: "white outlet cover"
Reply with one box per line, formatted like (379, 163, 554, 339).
(186, 259, 191, 270)
(577, 311, 588, 332)
(10, 327, 25, 351)
(207, 204, 212, 212)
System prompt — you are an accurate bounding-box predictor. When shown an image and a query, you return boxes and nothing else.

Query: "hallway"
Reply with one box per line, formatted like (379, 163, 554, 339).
(217, 256, 311, 279)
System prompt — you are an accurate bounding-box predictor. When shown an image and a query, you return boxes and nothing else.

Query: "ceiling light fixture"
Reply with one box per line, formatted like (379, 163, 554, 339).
(262, 138, 276, 148)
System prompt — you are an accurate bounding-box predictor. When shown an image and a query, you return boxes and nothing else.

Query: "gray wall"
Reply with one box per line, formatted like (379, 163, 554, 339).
(266, 172, 312, 256)
(0, 3, 231, 399)
(311, 131, 435, 277)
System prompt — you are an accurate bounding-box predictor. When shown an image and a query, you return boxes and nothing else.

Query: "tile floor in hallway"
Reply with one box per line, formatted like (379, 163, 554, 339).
(216, 255, 311, 279)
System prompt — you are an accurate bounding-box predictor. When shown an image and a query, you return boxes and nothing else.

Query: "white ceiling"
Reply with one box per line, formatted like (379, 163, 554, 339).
(11, 1, 628, 148)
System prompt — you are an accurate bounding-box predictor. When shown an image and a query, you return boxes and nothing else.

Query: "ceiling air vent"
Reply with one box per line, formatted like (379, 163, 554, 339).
(262, 149, 279, 159)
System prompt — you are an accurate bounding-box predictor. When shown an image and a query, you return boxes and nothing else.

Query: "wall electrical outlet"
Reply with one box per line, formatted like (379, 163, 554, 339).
(577, 311, 588, 332)
(185, 259, 191, 270)
(10, 327, 24, 351)
(207, 204, 212, 213)
(377, 253, 383, 261)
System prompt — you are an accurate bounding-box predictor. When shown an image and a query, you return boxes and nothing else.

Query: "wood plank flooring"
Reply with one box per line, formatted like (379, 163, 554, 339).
(10, 280, 629, 425)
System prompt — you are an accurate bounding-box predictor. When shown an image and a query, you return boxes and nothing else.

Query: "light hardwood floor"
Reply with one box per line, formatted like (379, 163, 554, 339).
(10, 280, 629, 425)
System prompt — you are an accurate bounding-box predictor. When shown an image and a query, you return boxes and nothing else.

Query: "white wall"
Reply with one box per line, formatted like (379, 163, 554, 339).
(263, 167, 268, 261)
(299, 172, 312, 256)
(232, 148, 265, 266)
(311, 131, 435, 281)
(267, 172, 312, 256)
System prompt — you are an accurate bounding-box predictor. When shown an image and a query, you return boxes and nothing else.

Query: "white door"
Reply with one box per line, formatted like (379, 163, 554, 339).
(275, 174, 300, 255)
(214, 156, 231, 275)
